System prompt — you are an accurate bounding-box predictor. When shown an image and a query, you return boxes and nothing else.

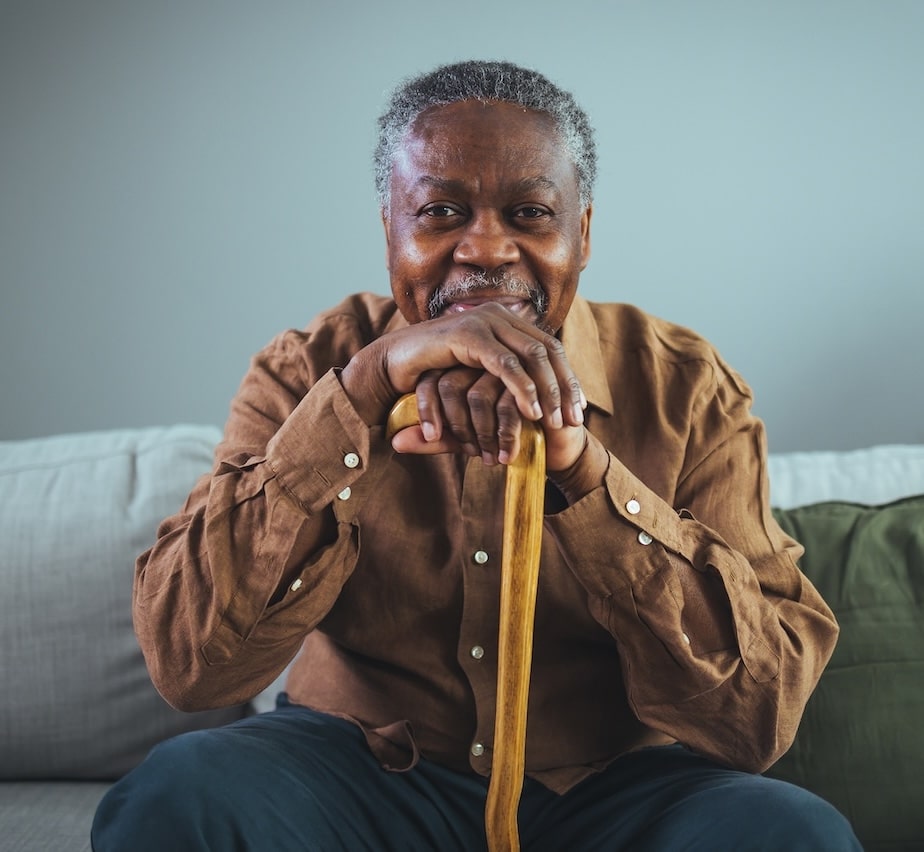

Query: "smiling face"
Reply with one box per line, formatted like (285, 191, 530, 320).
(383, 99, 592, 333)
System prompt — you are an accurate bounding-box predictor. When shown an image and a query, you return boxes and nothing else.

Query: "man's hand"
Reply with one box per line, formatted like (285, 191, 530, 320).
(341, 302, 586, 466)
(390, 366, 588, 470)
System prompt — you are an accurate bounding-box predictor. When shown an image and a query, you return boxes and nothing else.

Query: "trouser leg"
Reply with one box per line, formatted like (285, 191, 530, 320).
(94, 705, 861, 852)
(92, 701, 489, 852)
(519, 744, 862, 851)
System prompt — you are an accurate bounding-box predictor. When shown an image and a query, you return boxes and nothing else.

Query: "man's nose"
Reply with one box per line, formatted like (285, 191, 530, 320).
(452, 212, 520, 270)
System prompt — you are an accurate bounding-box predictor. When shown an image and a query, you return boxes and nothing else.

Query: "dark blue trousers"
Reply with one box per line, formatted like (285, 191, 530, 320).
(92, 697, 861, 851)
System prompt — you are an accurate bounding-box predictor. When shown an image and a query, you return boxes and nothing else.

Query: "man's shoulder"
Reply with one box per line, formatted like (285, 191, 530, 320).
(270, 292, 402, 347)
(253, 292, 402, 376)
(307, 292, 403, 336)
(577, 298, 720, 363)
(577, 298, 752, 403)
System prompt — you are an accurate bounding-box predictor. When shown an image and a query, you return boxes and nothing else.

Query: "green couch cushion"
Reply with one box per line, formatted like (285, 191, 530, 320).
(768, 496, 924, 852)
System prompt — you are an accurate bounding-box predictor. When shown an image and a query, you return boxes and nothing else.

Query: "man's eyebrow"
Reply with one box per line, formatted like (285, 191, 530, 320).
(415, 176, 468, 193)
(414, 176, 560, 194)
(512, 176, 559, 194)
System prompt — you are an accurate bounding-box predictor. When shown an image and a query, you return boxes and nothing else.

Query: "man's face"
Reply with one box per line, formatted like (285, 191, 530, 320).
(383, 99, 592, 334)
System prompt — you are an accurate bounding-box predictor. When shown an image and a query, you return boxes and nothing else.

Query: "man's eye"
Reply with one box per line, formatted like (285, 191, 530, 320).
(514, 206, 549, 219)
(422, 205, 459, 218)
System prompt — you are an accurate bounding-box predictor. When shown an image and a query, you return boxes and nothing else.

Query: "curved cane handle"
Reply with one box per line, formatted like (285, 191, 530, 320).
(386, 394, 545, 852)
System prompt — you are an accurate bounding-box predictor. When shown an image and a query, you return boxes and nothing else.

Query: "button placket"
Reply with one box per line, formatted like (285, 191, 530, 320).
(459, 461, 506, 772)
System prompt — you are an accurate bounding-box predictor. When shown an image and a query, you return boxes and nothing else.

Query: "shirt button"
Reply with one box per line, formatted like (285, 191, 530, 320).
(637, 531, 653, 546)
(337, 486, 352, 501)
(343, 452, 360, 469)
(471, 743, 485, 757)
(473, 550, 489, 565)
(626, 499, 641, 515)
(470, 645, 485, 660)
(290, 578, 303, 592)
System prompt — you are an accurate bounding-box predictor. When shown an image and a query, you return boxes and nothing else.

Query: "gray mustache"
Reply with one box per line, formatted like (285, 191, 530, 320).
(427, 272, 547, 319)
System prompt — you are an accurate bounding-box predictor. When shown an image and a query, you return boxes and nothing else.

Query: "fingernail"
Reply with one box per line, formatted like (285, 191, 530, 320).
(422, 421, 437, 442)
(573, 403, 584, 424)
(531, 401, 543, 420)
(579, 389, 588, 409)
(551, 407, 563, 429)
(498, 450, 510, 465)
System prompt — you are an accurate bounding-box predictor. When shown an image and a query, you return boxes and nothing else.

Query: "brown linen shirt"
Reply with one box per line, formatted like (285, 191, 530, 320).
(134, 292, 838, 794)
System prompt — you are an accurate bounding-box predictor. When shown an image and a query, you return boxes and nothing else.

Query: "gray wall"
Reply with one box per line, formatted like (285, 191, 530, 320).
(2, 0, 922, 451)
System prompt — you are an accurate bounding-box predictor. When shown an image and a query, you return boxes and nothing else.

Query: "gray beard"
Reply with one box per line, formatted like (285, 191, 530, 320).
(426, 271, 549, 326)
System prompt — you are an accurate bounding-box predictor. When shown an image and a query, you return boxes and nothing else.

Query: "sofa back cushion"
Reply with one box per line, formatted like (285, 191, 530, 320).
(767, 443, 924, 509)
(0, 425, 248, 780)
(767, 495, 924, 851)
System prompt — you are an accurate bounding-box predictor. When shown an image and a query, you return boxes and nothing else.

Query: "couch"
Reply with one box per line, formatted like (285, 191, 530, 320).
(1, 425, 922, 851)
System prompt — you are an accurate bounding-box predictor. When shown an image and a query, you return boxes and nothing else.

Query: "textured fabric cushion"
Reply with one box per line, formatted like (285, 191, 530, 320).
(0, 425, 248, 780)
(768, 443, 924, 509)
(0, 781, 110, 851)
(767, 496, 924, 852)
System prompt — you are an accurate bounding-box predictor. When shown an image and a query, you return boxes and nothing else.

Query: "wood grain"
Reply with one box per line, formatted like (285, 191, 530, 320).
(386, 393, 545, 852)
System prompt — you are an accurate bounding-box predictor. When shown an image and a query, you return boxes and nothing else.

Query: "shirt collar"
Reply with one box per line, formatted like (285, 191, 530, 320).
(560, 295, 614, 416)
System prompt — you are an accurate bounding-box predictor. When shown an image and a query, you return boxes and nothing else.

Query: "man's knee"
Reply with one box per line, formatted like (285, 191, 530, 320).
(603, 752, 863, 852)
(758, 780, 860, 850)
(92, 731, 245, 850)
(700, 775, 861, 851)
(91, 714, 386, 852)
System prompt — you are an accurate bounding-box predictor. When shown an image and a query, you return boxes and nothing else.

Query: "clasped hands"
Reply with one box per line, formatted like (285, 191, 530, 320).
(341, 303, 588, 472)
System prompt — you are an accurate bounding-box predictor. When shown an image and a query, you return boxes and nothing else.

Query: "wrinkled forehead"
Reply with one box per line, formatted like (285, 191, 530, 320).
(405, 99, 561, 148)
(393, 100, 576, 188)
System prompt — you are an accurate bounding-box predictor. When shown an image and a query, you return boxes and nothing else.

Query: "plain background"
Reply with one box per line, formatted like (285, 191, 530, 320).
(2, 0, 922, 451)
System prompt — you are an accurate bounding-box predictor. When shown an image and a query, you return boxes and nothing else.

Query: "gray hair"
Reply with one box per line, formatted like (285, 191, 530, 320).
(374, 60, 596, 210)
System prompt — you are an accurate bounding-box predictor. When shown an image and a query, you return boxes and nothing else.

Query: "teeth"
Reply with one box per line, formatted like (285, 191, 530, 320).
(442, 300, 532, 318)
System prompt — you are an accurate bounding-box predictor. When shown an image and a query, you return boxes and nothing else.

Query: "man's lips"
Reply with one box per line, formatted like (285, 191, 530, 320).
(440, 296, 533, 316)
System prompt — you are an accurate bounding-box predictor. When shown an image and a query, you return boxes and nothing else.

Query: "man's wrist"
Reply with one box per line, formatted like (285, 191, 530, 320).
(545, 432, 609, 505)
(338, 347, 399, 428)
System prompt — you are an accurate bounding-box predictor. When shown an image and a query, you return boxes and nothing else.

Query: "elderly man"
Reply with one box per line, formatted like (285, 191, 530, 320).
(92, 60, 860, 850)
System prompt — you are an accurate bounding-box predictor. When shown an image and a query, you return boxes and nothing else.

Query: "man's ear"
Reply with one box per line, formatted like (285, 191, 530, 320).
(381, 208, 391, 271)
(580, 204, 593, 270)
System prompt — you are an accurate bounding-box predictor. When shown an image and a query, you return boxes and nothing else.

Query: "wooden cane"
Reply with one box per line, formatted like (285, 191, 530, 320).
(386, 394, 545, 852)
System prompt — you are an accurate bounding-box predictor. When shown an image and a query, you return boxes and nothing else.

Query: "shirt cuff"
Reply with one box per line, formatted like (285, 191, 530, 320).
(544, 452, 687, 597)
(266, 368, 380, 514)
(545, 430, 610, 506)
